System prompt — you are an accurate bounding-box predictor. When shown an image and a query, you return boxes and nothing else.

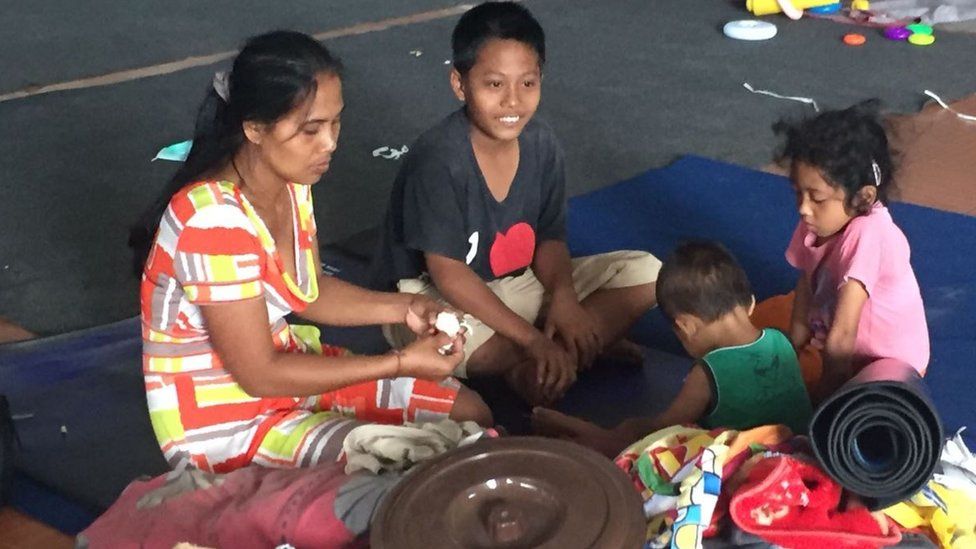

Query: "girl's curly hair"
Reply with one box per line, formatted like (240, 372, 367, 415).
(774, 99, 897, 214)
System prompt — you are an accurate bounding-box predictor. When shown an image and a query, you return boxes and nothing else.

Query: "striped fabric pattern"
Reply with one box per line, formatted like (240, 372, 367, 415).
(140, 181, 459, 473)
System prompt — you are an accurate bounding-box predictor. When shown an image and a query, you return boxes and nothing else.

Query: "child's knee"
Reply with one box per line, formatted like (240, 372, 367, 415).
(633, 281, 658, 311)
(452, 386, 494, 427)
(603, 251, 662, 296)
(623, 251, 663, 286)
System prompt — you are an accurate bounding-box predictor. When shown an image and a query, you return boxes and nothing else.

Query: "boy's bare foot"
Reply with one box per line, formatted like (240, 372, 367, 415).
(530, 407, 629, 458)
(597, 338, 644, 367)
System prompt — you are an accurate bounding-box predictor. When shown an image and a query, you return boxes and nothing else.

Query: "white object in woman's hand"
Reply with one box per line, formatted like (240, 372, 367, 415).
(435, 312, 461, 337)
(434, 312, 469, 355)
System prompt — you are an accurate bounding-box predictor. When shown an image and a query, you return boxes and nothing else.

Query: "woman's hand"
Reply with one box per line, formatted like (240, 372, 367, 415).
(404, 295, 455, 337)
(396, 332, 465, 381)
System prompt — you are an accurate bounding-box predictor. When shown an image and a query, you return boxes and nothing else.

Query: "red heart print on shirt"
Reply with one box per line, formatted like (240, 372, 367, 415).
(489, 222, 536, 277)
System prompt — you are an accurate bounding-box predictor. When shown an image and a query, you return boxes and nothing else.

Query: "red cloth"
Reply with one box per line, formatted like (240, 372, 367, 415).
(730, 455, 901, 549)
(79, 464, 363, 549)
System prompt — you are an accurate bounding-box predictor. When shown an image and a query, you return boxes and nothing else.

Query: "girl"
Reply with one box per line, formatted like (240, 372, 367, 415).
(777, 101, 929, 400)
(129, 31, 491, 473)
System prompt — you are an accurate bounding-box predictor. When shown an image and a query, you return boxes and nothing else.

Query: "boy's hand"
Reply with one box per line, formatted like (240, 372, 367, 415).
(544, 289, 602, 370)
(525, 333, 576, 403)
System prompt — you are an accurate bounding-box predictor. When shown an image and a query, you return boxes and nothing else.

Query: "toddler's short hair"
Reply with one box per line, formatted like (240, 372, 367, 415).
(656, 241, 753, 323)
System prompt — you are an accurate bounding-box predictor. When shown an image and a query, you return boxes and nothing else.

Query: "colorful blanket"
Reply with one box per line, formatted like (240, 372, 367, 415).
(613, 424, 796, 548)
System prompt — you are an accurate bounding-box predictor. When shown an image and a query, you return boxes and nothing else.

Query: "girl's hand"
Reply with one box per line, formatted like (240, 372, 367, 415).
(789, 322, 811, 350)
(397, 332, 465, 380)
(404, 295, 448, 336)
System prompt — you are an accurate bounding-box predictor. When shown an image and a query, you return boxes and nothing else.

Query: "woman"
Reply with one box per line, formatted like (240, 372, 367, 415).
(130, 31, 491, 473)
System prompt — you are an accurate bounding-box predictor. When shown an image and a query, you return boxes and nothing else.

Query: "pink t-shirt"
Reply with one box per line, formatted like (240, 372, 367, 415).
(785, 204, 929, 374)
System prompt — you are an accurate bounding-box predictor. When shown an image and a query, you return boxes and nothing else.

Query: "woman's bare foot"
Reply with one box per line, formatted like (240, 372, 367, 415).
(0, 318, 35, 344)
(531, 407, 629, 458)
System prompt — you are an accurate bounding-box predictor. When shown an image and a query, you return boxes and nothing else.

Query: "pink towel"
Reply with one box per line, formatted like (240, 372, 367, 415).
(78, 463, 363, 549)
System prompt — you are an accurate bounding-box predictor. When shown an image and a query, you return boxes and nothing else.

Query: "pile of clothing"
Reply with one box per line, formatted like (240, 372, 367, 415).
(613, 425, 976, 549)
(77, 420, 494, 548)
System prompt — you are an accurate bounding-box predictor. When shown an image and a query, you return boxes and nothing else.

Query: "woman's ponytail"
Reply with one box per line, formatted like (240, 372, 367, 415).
(128, 84, 242, 276)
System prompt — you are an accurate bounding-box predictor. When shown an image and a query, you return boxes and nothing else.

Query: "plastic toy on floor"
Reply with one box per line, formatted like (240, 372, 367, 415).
(747, 0, 841, 18)
(747, 0, 870, 19)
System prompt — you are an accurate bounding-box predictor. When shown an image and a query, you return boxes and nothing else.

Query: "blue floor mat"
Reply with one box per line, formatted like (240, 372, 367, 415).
(0, 264, 689, 535)
(3, 155, 971, 531)
(1, 317, 164, 530)
(0, 251, 400, 529)
(566, 155, 976, 445)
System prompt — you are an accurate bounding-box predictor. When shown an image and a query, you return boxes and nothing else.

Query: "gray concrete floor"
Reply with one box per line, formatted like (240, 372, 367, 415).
(1, 0, 975, 334)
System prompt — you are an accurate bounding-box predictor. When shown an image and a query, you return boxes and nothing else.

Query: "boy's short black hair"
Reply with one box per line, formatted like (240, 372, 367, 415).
(656, 241, 753, 323)
(451, 1, 546, 76)
(774, 99, 896, 213)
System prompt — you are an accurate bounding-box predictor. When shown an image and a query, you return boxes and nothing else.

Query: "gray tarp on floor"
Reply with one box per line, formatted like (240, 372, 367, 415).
(2, 0, 975, 334)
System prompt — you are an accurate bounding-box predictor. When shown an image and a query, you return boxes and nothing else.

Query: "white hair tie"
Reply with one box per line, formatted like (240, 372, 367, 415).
(871, 159, 882, 187)
(212, 71, 230, 102)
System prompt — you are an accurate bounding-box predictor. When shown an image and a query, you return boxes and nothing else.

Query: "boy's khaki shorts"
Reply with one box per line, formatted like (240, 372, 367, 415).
(382, 250, 661, 377)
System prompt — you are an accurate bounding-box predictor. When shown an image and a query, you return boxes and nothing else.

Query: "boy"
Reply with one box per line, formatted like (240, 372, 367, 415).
(372, 2, 660, 405)
(532, 242, 813, 457)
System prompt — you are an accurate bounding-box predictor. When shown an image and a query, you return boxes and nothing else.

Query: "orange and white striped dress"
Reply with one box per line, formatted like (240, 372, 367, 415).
(141, 181, 459, 473)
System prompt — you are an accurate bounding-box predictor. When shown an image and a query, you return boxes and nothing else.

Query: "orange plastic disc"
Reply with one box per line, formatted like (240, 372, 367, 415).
(843, 33, 867, 46)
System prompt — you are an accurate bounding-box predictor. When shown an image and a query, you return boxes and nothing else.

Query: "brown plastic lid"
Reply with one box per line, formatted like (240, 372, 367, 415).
(370, 436, 645, 549)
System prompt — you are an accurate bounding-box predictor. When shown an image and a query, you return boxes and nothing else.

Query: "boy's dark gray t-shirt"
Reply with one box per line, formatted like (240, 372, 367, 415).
(372, 108, 567, 288)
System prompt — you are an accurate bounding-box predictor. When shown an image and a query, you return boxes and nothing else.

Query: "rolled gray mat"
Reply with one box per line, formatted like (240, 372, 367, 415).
(810, 358, 943, 510)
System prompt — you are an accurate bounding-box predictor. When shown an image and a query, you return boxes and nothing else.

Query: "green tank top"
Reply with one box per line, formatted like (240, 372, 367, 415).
(699, 328, 812, 435)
